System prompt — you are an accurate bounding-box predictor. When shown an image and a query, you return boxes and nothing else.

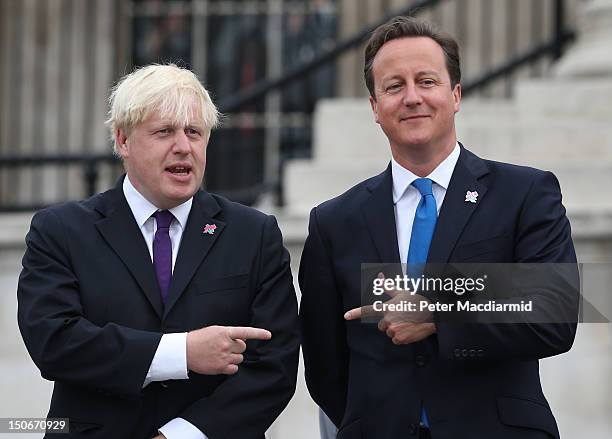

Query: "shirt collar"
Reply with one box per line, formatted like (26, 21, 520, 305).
(122, 175, 192, 229)
(391, 142, 460, 203)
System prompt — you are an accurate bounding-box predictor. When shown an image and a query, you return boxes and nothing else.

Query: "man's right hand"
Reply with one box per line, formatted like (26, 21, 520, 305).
(343, 273, 436, 345)
(186, 326, 272, 375)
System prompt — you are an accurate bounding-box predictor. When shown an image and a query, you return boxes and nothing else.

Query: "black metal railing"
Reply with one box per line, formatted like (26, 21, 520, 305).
(0, 154, 119, 212)
(0, 0, 574, 212)
(462, 30, 575, 95)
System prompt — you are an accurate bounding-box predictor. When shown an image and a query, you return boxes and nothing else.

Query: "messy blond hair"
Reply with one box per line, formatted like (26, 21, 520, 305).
(106, 64, 220, 154)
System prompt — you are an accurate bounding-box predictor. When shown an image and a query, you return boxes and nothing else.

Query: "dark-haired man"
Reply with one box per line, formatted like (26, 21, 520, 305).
(300, 16, 577, 439)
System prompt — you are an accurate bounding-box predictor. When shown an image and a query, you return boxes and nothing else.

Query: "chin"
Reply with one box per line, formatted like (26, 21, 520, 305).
(164, 189, 194, 203)
(404, 138, 432, 149)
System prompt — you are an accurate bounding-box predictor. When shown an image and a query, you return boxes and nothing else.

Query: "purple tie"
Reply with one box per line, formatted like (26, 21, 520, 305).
(153, 210, 174, 303)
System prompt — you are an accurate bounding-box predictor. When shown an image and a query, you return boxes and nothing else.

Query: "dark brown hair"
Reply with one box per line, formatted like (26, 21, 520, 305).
(364, 16, 461, 98)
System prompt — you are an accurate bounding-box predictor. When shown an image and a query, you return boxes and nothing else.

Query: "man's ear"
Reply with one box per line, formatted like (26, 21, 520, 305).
(115, 128, 129, 158)
(369, 95, 380, 124)
(452, 83, 461, 113)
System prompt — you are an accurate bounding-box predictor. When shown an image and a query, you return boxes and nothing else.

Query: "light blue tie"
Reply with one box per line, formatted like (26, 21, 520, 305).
(407, 178, 437, 428)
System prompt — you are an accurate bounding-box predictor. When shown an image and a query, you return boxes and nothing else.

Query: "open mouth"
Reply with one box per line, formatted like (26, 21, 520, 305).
(166, 165, 192, 176)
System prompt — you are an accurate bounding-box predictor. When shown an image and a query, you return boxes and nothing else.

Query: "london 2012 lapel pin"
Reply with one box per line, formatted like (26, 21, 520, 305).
(465, 191, 478, 203)
(203, 223, 217, 235)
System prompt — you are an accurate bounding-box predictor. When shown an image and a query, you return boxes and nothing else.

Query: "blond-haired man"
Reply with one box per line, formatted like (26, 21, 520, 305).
(18, 64, 299, 438)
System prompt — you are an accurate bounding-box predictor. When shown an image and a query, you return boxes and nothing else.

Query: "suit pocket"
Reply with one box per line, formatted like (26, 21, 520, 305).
(337, 418, 362, 439)
(195, 274, 249, 295)
(497, 396, 559, 438)
(457, 234, 509, 261)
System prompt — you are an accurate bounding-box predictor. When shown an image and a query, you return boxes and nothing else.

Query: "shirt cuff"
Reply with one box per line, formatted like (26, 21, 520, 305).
(159, 418, 207, 439)
(144, 332, 188, 386)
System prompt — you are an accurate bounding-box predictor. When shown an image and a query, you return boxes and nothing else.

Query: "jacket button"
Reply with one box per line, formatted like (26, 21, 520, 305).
(408, 423, 418, 435)
(415, 355, 426, 367)
(469, 349, 476, 357)
(454, 348, 461, 358)
(461, 349, 468, 357)
(477, 349, 484, 357)
(160, 382, 169, 389)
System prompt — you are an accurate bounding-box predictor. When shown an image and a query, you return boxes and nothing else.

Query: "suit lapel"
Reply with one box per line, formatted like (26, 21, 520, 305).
(94, 180, 164, 317)
(361, 165, 401, 264)
(428, 146, 490, 263)
(163, 190, 225, 318)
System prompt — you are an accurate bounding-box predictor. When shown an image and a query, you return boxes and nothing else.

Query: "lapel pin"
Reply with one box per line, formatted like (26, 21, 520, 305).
(465, 191, 478, 203)
(203, 223, 217, 235)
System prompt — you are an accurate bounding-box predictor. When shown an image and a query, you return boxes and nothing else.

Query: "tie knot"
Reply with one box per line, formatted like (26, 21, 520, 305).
(412, 178, 433, 196)
(153, 210, 174, 229)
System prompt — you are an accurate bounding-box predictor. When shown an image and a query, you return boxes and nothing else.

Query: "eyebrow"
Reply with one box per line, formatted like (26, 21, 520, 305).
(380, 74, 404, 84)
(415, 70, 441, 77)
(149, 121, 204, 130)
(380, 70, 442, 82)
(148, 120, 175, 128)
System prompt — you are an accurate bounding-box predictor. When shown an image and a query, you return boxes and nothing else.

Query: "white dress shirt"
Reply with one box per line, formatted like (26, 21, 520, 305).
(392, 143, 460, 265)
(123, 175, 207, 439)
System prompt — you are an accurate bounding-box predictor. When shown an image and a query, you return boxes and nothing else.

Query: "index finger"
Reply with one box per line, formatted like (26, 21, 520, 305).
(227, 326, 272, 341)
(344, 305, 382, 321)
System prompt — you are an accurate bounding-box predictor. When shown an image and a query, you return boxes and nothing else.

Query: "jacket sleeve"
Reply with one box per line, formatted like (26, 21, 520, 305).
(180, 215, 300, 439)
(436, 171, 580, 361)
(298, 207, 350, 427)
(17, 209, 162, 400)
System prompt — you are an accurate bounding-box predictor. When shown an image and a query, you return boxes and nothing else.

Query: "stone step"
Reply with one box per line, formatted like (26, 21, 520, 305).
(284, 159, 387, 215)
(458, 119, 612, 163)
(312, 99, 388, 161)
(284, 156, 612, 215)
(515, 79, 612, 121)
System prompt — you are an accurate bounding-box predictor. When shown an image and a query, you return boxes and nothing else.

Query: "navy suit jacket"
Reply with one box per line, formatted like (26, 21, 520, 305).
(18, 178, 299, 438)
(299, 146, 578, 439)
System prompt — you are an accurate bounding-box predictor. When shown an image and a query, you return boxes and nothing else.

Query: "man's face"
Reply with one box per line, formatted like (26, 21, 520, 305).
(116, 106, 208, 209)
(369, 37, 461, 156)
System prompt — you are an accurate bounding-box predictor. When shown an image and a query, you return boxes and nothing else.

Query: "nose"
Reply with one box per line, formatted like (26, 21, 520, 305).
(173, 130, 190, 153)
(402, 83, 423, 107)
